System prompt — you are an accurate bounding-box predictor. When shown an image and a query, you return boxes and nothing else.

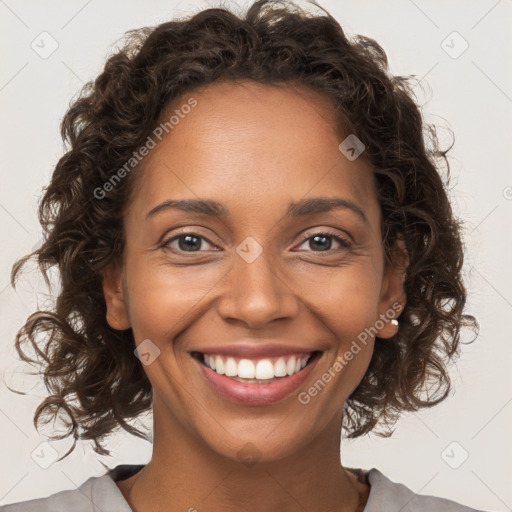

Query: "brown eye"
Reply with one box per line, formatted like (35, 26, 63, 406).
(295, 231, 351, 252)
(161, 233, 217, 253)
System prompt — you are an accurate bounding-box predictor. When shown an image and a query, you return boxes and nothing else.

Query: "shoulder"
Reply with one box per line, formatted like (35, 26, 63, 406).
(0, 466, 136, 512)
(0, 476, 97, 512)
(364, 468, 487, 512)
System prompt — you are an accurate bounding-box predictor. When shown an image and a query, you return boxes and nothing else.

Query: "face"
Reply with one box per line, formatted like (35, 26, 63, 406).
(103, 81, 406, 463)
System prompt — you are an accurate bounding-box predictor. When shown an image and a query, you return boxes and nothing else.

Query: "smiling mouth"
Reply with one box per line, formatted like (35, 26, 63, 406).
(191, 350, 322, 384)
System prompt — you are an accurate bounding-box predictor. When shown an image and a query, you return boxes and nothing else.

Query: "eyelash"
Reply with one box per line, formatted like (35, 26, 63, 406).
(160, 230, 352, 254)
(297, 230, 352, 252)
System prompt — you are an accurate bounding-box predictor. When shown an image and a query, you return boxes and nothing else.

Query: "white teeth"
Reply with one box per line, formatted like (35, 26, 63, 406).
(215, 355, 224, 375)
(286, 356, 296, 376)
(225, 357, 238, 377)
(238, 359, 255, 379)
(255, 360, 274, 380)
(274, 357, 287, 377)
(202, 353, 313, 380)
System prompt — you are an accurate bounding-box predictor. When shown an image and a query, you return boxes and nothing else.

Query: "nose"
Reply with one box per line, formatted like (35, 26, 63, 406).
(216, 249, 299, 329)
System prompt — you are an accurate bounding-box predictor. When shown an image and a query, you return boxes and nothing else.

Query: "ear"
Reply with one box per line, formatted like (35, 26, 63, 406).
(101, 261, 131, 330)
(375, 236, 408, 339)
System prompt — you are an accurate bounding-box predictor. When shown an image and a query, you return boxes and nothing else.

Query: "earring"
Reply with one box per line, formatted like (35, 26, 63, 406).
(378, 318, 399, 339)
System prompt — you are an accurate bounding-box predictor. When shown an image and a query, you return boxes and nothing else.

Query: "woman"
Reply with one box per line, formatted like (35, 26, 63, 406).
(4, 1, 482, 510)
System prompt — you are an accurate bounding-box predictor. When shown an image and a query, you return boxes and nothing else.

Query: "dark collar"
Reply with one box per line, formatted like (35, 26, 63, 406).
(108, 464, 145, 482)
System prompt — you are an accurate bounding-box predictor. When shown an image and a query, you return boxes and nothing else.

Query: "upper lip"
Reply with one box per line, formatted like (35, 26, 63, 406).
(190, 343, 320, 359)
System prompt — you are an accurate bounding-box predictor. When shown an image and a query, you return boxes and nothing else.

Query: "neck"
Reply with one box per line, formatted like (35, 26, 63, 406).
(116, 397, 368, 512)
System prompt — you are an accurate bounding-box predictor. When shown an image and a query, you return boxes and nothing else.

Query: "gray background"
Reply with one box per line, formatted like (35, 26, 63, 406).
(0, 0, 511, 509)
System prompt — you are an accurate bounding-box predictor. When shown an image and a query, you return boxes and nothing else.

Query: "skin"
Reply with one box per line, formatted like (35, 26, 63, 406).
(102, 80, 408, 512)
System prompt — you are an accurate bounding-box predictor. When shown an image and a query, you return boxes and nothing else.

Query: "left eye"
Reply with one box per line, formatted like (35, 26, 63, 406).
(295, 232, 351, 252)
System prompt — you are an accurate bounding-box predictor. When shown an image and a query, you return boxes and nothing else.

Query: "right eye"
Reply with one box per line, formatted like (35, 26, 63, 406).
(161, 232, 219, 253)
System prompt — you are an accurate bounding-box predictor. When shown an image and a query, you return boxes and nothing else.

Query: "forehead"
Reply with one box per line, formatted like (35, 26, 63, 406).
(128, 81, 379, 225)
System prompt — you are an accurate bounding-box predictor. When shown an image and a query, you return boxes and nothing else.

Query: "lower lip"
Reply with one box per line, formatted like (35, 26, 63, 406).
(193, 353, 321, 405)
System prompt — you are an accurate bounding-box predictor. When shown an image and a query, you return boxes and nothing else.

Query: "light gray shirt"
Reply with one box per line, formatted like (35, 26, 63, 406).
(0, 465, 486, 511)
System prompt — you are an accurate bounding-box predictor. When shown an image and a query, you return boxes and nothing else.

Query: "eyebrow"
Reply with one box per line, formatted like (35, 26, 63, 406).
(146, 197, 369, 225)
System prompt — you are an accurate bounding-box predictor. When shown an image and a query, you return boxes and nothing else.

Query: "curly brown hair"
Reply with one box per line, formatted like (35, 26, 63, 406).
(10, 0, 478, 459)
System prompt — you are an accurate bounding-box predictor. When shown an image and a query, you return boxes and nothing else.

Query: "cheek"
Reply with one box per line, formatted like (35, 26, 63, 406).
(292, 264, 381, 390)
(125, 256, 225, 340)
(294, 263, 382, 339)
